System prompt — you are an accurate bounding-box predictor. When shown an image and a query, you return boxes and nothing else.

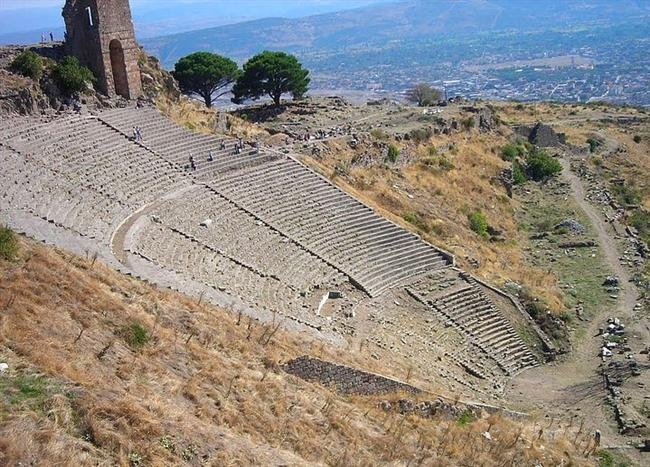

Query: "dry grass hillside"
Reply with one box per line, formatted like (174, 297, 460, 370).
(0, 232, 600, 466)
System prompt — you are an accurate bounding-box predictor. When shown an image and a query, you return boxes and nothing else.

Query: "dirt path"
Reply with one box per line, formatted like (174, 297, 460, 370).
(559, 158, 637, 315)
(507, 152, 640, 447)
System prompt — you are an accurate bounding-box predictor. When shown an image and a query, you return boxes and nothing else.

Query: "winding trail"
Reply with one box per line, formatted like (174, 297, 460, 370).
(507, 152, 640, 446)
(559, 157, 637, 319)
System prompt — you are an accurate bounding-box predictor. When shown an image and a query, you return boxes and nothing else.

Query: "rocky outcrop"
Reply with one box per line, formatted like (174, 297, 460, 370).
(515, 122, 566, 147)
(0, 71, 50, 115)
(139, 52, 181, 102)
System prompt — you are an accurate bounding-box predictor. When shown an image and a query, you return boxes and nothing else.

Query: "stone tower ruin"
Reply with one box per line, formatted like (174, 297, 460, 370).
(62, 0, 142, 99)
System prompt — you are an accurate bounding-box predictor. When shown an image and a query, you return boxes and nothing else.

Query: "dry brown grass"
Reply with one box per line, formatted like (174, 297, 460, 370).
(0, 236, 597, 465)
(156, 96, 269, 140)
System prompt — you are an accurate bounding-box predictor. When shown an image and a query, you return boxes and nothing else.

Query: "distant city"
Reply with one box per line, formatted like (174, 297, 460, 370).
(300, 22, 650, 106)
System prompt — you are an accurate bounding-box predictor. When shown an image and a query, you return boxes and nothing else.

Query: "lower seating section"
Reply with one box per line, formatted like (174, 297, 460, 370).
(209, 157, 451, 296)
(98, 107, 278, 180)
(1, 114, 190, 242)
(407, 273, 538, 376)
(130, 219, 357, 329)
(0, 146, 131, 242)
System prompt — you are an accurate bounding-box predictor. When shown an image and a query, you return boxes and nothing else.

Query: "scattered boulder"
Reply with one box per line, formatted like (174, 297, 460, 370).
(555, 219, 585, 234)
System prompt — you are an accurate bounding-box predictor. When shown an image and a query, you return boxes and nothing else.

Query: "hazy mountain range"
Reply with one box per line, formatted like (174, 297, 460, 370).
(142, 0, 650, 68)
(0, 0, 386, 45)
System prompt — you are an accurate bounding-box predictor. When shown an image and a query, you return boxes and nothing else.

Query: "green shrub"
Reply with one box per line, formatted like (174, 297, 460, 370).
(0, 373, 54, 409)
(512, 160, 527, 185)
(437, 156, 453, 171)
(52, 56, 96, 95)
(403, 212, 429, 232)
(409, 127, 433, 143)
(456, 410, 475, 426)
(385, 144, 400, 163)
(525, 149, 562, 181)
(629, 209, 650, 244)
(10, 50, 44, 80)
(587, 138, 601, 153)
(370, 128, 388, 140)
(0, 226, 18, 261)
(468, 211, 489, 237)
(427, 146, 437, 156)
(501, 141, 529, 161)
(121, 322, 149, 350)
(597, 450, 613, 467)
(633, 134, 642, 144)
(403, 212, 417, 224)
(501, 143, 519, 161)
(611, 183, 641, 205)
(462, 117, 475, 129)
(422, 155, 453, 172)
(334, 161, 350, 175)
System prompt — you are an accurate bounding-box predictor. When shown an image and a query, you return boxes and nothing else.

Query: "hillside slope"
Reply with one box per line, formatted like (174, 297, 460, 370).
(0, 234, 596, 466)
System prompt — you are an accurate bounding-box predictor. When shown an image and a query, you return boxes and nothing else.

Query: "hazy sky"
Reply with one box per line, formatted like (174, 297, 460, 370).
(0, 0, 386, 37)
(0, 0, 378, 9)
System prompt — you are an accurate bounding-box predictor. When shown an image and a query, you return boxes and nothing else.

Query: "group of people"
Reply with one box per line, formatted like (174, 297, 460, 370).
(233, 138, 245, 154)
(40, 32, 54, 43)
(187, 139, 260, 171)
(132, 126, 143, 142)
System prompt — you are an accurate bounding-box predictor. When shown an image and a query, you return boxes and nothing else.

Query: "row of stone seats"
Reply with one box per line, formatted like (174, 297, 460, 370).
(131, 222, 336, 329)
(209, 157, 451, 296)
(148, 185, 343, 291)
(96, 107, 450, 296)
(1, 115, 192, 242)
(4, 114, 191, 207)
(0, 145, 130, 242)
(364, 298, 499, 395)
(432, 286, 537, 375)
(97, 107, 278, 180)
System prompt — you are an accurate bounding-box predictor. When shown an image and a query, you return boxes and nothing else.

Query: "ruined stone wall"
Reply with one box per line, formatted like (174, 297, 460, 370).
(63, 0, 142, 99)
(514, 122, 566, 147)
(283, 356, 421, 395)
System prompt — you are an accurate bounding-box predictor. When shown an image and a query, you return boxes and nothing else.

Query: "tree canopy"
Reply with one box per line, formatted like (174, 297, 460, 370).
(173, 52, 240, 108)
(232, 51, 310, 107)
(406, 83, 442, 106)
(52, 56, 96, 96)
